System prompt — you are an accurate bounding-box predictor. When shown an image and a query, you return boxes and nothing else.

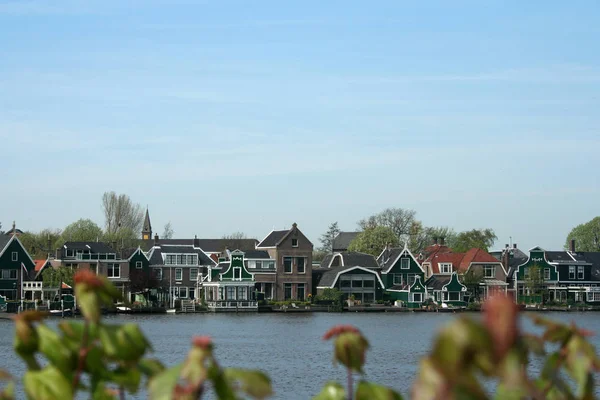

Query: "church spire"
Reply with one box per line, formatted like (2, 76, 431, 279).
(142, 207, 152, 240)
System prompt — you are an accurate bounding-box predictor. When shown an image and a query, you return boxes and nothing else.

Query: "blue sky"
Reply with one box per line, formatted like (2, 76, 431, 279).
(1, 0, 599, 250)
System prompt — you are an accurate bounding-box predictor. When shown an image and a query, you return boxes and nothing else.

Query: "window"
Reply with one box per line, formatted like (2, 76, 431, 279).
(413, 293, 423, 303)
(587, 292, 600, 302)
(1, 270, 17, 280)
(190, 268, 199, 281)
(363, 279, 375, 288)
(165, 255, 176, 265)
(135, 261, 143, 269)
(176, 255, 185, 265)
(442, 292, 449, 301)
(11, 252, 17, 261)
(268, 261, 275, 269)
(524, 268, 530, 279)
(569, 266, 576, 280)
(226, 287, 236, 300)
(449, 292, 460, 301)
(107, 264, 120, 278)
(238, 287, 247, 300)
(440, 263, 452, 274)
(175, 268, 182, 281)
(484, 265, 495, 278)
(578, 266, 585, 280)
(292, 239, 298, 247)
(154, 268, 163, 280)
(187, 255, 197, 265)
(352, 280, 363, 288)
(544, 268, 550, 281)
(256, 261, 262, 269)
(393, 274, 402, 285)
(341, 279, 351, 288)
(401, 258, 409, 269)
(284, 283, 292, 300)
(284, 257, 292, 273)
(233, 267, 241, 280)
(179, 287, 188, 299)
(297, 257, 305, 273)
(297, 283, 305, 300)
(363, 292, 375, 303)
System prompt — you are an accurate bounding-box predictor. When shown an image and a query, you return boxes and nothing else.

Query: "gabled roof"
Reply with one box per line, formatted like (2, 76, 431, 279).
(256, 230, 289, 248)
(147, 245, 215, 266)
(34, 259, 48, 272)
(425, 252, 466, 274)
(243, 250, 271, 259)
(459, 248, 505, 274)
(0, 235, 36, 267)
(332, 232, 360, 252)
(425, 275, 452, 291)
(421, 244, 452, 260)
(141, 238, 258, 253)
(0, 236, 11, 255)
(62, 242, 116, 254)
(380, 244, 423, 274)
(545, 251, 577, 263)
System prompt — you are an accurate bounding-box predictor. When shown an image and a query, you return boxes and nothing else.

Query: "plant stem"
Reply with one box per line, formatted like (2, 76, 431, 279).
(72, 320, 90, 391)
(347, 368, 353, 400)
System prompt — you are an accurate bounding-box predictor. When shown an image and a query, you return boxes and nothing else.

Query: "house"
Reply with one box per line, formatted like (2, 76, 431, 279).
(122, 247, 162, 304)
(21, 259, 52, 301)
(425, 272, 467, 306)
(515, 240, 600, 304)
(314, 251, 383, 303)
(332, 232, 361, 252)
(0, 232, 35, 300)
(457, 248, 509, 299)
(256, 223, 313, 301)
(378, 244, 427, 308)
(243, 250, 276, 300)
(54, 241, 129, 298)
(490, 243, 528, 295)
(203, 249, 257, 311)
(146, 235, 216, 304)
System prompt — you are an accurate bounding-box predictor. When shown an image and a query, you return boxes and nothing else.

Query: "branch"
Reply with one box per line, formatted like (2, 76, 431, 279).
(72, 320, 90, 390)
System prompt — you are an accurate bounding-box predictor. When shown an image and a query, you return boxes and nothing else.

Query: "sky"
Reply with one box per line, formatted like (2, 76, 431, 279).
(1, 0, 599, 251)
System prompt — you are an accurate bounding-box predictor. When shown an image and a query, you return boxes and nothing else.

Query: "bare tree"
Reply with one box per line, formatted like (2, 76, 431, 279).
(222, 232, 247, 240)
(358, 208, 417, 243)
(162, 222, 174, 239)
(102, 192, 144, 237)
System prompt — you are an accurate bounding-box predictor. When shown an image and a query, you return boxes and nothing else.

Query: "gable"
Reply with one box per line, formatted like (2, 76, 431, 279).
(277, 227, 313, 250)
(386, 251, 423, 275)
(409, 276, 426, 293)
(220, 251, 253, 281)
(442, 273, 467, 292)
(0, 236, 35, 272)
(516, 249, 558, 281)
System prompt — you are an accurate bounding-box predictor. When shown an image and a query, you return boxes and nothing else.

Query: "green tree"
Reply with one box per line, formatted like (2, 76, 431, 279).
(18, 229, 63, 259)
(319, 221, 340, 253)
(348, 226, 400, 256)
(461, 269, 483, 302)
(451, 229, 497, 253)
(312, 250, 328, 262)
(358, 208, 417, 242)
(524, 265, 546, 303)
(42, 266, 75, 289)
(565, 216, 600, 252)
(409, 223, 457, 254)
(60, 219, 104, 243)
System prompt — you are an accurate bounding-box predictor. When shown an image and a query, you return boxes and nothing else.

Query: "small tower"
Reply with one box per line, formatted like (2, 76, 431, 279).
(142, 207, 152, 240)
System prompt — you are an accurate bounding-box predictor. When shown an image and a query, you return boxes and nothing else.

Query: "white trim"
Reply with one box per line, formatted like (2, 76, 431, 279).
(514, 247, 558, 282)
(441, 272, 467, 292)
(382, 243, 425, 274)
(326, 266, 386, 289)
(0, 235, 36, 268)
(256, 229, 277, 249)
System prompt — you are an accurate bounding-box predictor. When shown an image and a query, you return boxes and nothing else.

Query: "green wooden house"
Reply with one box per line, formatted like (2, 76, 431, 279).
(379, 244, 427, 308)
(203, 250, 257, 312)
(425, 272, 467, 307)
(514, 247, 558, 304)
(0, 234, 35, 300)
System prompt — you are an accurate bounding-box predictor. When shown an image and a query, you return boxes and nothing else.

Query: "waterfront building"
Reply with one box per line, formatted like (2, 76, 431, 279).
(0, 229, 35, 300)
(425, 272, 468, 306)
(379, 244, 428, 308)
(256, 223, 313, 301)
(203, 249, 257, 311)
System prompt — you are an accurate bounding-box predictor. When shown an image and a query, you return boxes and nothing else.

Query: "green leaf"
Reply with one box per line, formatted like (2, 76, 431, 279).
(91, 383, 117, 400)
(99, 324, 149, 362)
(0, 382, 14, 400)
(36, 324, 76, 374)
(224, 368, 272, 399)
(138, 358, 165, 377)
(23, 366, 73, 400)
(355, 381, 403, 400)
(312, 381, 346, 400)
(148, 364, 182, 400)
(109, 367, 141, 393)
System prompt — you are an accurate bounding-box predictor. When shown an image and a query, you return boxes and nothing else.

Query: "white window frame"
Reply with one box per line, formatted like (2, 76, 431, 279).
(187, 254, 198, 265)
(154, 268, 163, 280)
(401, 258, 410, 269)
(135, 261, 143, 269)
(190, 268, 199, 281)
(179, 287, 188, 299)
(569, 266, 576, 280)
(578, 266, 585, 280)
(393, 274, 403, 285)
(484, 265, 495, 278)
(233, 267, 241, 281)
(543, 268, 550, 281)
(407, 274, 417, 286)
(412, 293, 423, 303)
(11, 252, 18, 261)
(268, 261, 275, 269)
(107, 264, 120, 278)
(175, 268, 183, 281)
(524, 268, 530, 279)
(283, 257, 292, 273)
(292, 239, 298, 248)
(165, 255, 176, 265)
(440, 263, 452, 274)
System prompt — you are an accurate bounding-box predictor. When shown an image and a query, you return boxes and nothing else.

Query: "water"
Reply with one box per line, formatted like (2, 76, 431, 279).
(1, 312, 599, 399)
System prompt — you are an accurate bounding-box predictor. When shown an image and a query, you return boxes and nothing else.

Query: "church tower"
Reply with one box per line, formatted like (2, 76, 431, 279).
(142, 208, 152, 240)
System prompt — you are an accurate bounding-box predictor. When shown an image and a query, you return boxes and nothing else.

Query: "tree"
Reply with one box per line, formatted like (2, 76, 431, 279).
(102, 191, 144, 238)
(19, 229, 63, 259)
(313, 250, 328, 263)
(451, 229, 497, 253)
(42, 266, 75, 288)
(129, 268, 161, 294)
(347, 226, 400, 256)
(408, 223, 457, 254)
(358, 208, 417, 243)
(461, 269, 483, 302)
(222, 232, 247, 240)
(162, 222, 174, 240)
(319, 221, 340, 253)
(60, 219, 104, 243)
(565, 216, 600, 252)
(524, 265, 546, 303)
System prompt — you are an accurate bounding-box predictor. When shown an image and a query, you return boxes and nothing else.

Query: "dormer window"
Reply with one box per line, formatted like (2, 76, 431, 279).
(400, 258, 410, 269)
(440, 263, 452, 274)
(292, 239, 298, 247)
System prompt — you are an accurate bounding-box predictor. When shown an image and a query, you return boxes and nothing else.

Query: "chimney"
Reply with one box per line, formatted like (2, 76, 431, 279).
(154, 234, 159, 246)
(440, 237, 445, 246)
(513, 243, 517, 249)
(292, 222, 298, 230)
(570, 239, 576, 253)
(505, 244, 509, 249)
(193, 234, 199, 248)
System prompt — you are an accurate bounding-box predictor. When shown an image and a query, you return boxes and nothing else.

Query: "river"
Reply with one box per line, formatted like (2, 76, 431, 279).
(1, 312, 599, 399)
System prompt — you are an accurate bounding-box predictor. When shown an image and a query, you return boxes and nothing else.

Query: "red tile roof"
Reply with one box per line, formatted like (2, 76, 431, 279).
(459, 248, 502, 273)
(61, 282, 72, 289)
(34, 259, 48, 272)
(426, 252, 466, 274)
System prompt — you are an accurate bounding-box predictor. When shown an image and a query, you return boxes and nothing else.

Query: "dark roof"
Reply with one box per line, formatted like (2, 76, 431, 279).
(143, 209, 152, 232)
(332, 232, 360, 252)
(257, 230, 289, 248)
(243, 250, 271, 259)
(317, 265, 380, 288)
(379, 248, 403, 270)
(141, 238, 258, 253)
(571, 252, 600, 281)
(425, 275, 452, 291)
(545, 251, 577, 263)
(63, 242, 116, 253)
(490, 248, 529, 269)
(3, 228, 23, 235)
(0, 235, 11, 254)
(320, 252, 378, 269)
